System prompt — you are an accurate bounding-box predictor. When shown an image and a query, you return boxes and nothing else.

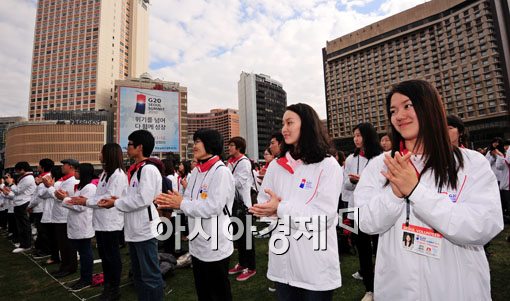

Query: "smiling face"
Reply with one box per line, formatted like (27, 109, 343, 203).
(282, 110, 301, 147)
(390, 93, 419, 145)
(193, 139, 208, 160)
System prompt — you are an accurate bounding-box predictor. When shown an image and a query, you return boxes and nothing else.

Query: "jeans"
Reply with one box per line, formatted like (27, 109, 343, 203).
(128, 238, 164, 301)
(70, 238, 94, 283)
(275, 282, 334, 301)
(96, 231, 122, 288)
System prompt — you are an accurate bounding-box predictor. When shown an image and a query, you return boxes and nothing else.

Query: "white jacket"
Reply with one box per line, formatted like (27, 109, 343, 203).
(87, 169, 127, 232)
(343, 153, 369, 219)
(228, 155, 254, 208)
(258, 153, 343, 291)
(2, 183, 14, 213)
(47, 176, 78, 223)
(486, 152, 508, 190)
(7, 173, 36, 207)
(495, 152, 509, 191)
(63, 183, 96, 239)
(114, 163, 161, 242)
(0, 184, 5, 211)
(180, 158, 234, 262)
(354, 149, 503, 301)
(30, 182, 55, 223)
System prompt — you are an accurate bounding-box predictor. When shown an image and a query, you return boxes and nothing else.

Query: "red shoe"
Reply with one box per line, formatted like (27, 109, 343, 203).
(236, 269, 256, 281)
(228, 263, 245, 275)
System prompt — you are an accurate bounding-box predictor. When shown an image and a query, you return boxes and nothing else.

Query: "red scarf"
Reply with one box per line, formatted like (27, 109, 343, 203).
(127, 159, 148, 183)
(227, 154, 244, 165)
(197, 156, 221, 172)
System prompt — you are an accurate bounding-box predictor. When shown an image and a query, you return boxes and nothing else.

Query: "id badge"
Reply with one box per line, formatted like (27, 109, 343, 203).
(401, 224, 442, 259)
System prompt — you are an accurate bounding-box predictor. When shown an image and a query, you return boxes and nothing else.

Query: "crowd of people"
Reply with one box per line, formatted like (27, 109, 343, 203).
(0, 79, 508, 301)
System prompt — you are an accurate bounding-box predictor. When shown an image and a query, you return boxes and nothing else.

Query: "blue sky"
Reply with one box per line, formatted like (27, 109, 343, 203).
(0, 0, 429, 118)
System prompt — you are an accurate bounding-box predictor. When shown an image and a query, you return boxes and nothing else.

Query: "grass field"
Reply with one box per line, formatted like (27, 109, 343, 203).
(0, 225, 508, 301)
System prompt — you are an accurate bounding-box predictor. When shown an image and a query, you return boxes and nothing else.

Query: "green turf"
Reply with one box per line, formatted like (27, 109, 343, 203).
(0, 226, 508, 300)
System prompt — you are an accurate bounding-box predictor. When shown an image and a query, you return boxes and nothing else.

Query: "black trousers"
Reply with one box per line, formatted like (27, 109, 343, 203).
(354, 230, 378, 292)
(96, 231, 123, 288)
(236, 213, 256, 270)
(14, 203, 31, 248)
(32, 212, 49, 253)
(191, 256, 232, 301)
(54, 223, 77, 273)
(275, 282, 334, 301)
(44, 223, 60, 261)
(501, 190, 509, 216)
(7, 212, 17, 241)
(0, 209, 7, 228)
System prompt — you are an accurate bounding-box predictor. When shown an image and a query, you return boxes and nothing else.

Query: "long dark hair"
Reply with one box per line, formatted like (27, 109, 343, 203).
(101, 143, 125, 182)
(178, 160, 191, 178)
(162, 159, 175, 177)
(386, 80, 463, 189)
(353, 123, 382, 160)
(77, 163, 95, 190)
(280, 103, 334, 164)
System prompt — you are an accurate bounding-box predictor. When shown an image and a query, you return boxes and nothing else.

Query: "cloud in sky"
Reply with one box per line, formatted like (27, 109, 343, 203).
(0, 0, 428, 118)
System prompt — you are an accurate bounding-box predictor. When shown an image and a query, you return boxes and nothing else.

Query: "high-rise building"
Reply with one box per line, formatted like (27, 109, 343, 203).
(28, 0, 150, 120)
(238, 72, 287, 161)
(323, 0, 510, 150)
(187, 108, 240, 158)
(114, 75, 188, 159)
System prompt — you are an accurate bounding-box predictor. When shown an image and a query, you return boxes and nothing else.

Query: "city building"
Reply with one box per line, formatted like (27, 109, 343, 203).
(44, 109, 114, 143)
(3, 121, 107, 168)
(114, 75, 188, 159)
(187, 108, 240, 158)
(323, 0, 510, 151)
(0, 117, 25, 151)
(238, 72, 287, 161)
(28, 0, 150, 120)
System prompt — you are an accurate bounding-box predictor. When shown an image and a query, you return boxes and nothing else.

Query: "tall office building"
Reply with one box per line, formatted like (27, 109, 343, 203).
(28, 0, 150, 120)
(238, 72, 287, 161)
(187, 108, 240, 158)
(323, 0, 510, 150)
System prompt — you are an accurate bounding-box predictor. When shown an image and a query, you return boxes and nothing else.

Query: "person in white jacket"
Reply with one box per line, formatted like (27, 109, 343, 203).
(99, 130, 164, 301)
(3, 161, 36, 253)
(156, 128, 235, 301)
(69, 143, 127, 301)
(485, 137, 508, 216)
(343, 122, 382, 301)
(227, 136, 257, 281)
(42, 159, 79, 278)
(62, 163, 97, 292)
(250, 103, 343, 301)
(354, 79, 503, 301)
(27, 158, 55, 259)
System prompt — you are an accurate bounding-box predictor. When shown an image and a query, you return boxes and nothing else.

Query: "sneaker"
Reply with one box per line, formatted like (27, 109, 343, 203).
(228, 263, 245, 275)
(176, 253, 192, 268)
(46, 258, 60, 265)
(268, 286, 276, 292)
(14, 243, 20, 248)
(361, 291, 374, 301)
(352, 271, 363, 280)
(69, 280, 91, 292)
(12, 247, 31, 254)
(236, 269, 256, 281)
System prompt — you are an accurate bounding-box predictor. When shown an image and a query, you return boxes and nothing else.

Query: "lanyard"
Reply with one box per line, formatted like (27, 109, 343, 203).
(190, 163, 222, 200)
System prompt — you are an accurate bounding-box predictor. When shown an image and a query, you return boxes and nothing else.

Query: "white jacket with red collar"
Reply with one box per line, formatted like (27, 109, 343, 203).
(6, 173, 36, 207)
(181, 156, 235, 262)
(343, 152, 369, 219)
(354, 149, 503, 300)
(227, 154, 253, 208)
(257, 152, 343, 291)
(114, 162, 161, 242)
(63, 183, 96, 239)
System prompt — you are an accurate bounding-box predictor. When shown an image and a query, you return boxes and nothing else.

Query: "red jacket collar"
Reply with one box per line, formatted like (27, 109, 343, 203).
(227, 154, 244, 165)
(276, 157, 294, 174)
(59, 173, 74, 182)
(197, 156, 221, 172)
(127, 159, 148, 183)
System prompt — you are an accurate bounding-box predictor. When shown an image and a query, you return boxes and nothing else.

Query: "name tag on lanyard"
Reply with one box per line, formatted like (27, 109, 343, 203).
(401, 223, 443, 259)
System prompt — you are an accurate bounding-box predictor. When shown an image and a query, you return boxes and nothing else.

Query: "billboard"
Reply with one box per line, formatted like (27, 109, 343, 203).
(117, 87, 180, 152)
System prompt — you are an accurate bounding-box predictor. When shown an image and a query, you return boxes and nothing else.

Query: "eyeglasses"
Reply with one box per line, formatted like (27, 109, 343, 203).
(127, 142, 134, 147)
